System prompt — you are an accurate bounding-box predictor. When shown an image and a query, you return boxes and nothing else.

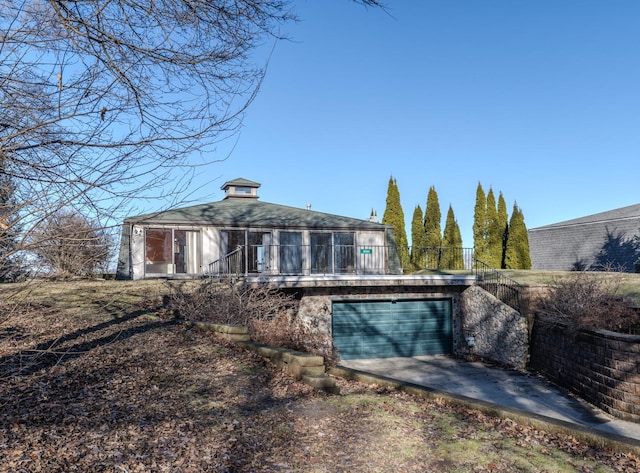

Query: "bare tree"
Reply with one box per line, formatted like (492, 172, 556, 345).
(31, 209, 112, 277)
(0, 158, 25, 281)
(0, 0, 384, 271)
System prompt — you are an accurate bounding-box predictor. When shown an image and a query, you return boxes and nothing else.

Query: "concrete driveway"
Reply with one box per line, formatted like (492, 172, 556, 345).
(337, 355, 640, 444)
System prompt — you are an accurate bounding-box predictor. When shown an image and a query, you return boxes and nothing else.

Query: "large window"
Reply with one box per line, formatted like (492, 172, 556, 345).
(221, 230, 272, 274)
(248, 231, 271, 273)
(334, 233, 355, 273)
(311, 233, 332, 274)
(145, 229, 172, 274)
(145, 228, 199, 275)
(279, 232, 302, 274)
(310, 232, 355, 274)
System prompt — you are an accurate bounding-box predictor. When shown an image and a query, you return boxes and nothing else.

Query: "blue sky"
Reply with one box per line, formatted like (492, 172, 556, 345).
(186, 1, 640, 247)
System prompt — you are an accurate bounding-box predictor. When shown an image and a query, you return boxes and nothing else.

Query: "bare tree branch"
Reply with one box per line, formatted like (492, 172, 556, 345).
(0, 0, 383, 272)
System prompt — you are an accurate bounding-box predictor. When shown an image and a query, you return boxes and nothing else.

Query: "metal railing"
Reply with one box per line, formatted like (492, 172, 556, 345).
(474, 259, 522, 311)
(209, 245, 478, 277)
(209, 245, 522, 311)
(407, 246, 475, 271)
(208, 246, 244, 277)
(209, 244, 392, 277)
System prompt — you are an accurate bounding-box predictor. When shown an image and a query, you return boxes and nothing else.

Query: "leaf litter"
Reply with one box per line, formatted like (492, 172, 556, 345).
(0, 280, 638, 472)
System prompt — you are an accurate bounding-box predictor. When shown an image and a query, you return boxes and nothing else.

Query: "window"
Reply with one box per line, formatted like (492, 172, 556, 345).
(334, 233, 355, 273)
(234, 186, 252, 195)
(173, 230, 200, 274)
(221, 230, 246, 274)
(311, 233, 332, 274)
(310, 232, 355, 274)
(221, 230, 272, 274)
(145, 228, 172, 273)
(248, 231, 271, 273)
(279, 232, 302, 274)
(145, 228, 199, 275)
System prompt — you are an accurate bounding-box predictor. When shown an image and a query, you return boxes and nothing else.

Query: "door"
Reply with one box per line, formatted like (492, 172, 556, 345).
(174, 230, 199, 274)
(332, 299, 453, 360)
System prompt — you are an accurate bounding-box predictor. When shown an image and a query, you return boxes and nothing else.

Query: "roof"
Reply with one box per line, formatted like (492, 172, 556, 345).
(528, 203, 640, 271)
(124, 198, 389, 231)
(221, 177, 261, 190)
(530, 203, 640, 231)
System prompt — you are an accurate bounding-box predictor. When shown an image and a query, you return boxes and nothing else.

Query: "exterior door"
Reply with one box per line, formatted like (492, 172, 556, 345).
(174, 230, 199, 274)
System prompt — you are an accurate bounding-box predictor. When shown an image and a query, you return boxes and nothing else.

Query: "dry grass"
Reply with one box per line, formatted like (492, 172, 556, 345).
(0, 280, 638, 472)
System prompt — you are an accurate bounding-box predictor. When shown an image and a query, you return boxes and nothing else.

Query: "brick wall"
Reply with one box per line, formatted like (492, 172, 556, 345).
(530, 321, 640, 422)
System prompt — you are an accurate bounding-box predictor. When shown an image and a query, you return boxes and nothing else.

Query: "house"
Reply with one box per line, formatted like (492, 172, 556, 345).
(528, 203, 640, 272)
(115, 178, 532, 368)
(116, 178, 401, 280)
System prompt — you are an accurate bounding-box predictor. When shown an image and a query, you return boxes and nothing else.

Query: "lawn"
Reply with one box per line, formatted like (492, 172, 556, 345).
(0, 279, 638, 472)
(418, 268, 640, 307)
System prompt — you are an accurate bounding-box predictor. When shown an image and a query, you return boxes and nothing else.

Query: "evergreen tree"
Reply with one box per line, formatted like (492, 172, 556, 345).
(382, 176, 409, 270)
(452, 215, 464, 269)
(505, 203, 532, 269)
(442, 205, 464, 269)
(497, 192, 509, 268)
(485, 187, 502, 268)
(423, 186, 442, 268)
(473, 182, 489, 263)
(410, 204, 427, 269)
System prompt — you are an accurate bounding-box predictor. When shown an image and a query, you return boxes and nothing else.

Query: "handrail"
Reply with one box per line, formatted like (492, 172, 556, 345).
(208, 246, 244, 277)
(474, 259, 522, 311)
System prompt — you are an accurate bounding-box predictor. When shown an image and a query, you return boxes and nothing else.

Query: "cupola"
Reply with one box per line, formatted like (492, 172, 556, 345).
(221, 178, 261, 200)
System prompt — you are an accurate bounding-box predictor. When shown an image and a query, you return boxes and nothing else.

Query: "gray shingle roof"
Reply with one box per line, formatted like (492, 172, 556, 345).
(530, 203, 640, 230)
(528, 203, 640, 271)
(124, 198, 388, 231)
(221, 177, 261, 189)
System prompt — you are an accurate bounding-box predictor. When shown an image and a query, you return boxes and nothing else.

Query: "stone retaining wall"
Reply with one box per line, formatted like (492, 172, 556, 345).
(530, 321, 640, 422)
(460, 285, 530, 370)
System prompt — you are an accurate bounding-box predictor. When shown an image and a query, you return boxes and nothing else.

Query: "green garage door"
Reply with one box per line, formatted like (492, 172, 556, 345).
(332, 299, 452, 360)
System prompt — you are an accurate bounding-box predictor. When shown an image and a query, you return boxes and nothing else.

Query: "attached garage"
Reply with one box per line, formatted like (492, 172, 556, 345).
(332, 299, 453, 360)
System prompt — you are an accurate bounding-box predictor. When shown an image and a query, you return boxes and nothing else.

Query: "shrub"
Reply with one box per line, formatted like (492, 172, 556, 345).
(537, 271, 639, 333)
(166, 279, 338, 365)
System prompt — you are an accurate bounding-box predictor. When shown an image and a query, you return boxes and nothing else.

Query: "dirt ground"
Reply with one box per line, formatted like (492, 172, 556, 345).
(0, 280, 639, 472)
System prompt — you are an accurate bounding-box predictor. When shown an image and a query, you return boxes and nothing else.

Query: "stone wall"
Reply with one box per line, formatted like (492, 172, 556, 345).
(459, 285, 530, 370)
(530, 321, 640, 422)
(293, 284, 529, 370)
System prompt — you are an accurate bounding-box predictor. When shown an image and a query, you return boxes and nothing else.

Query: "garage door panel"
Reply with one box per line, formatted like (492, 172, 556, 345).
(360, 322, 393, 334)
(396, 320, 448, 332)
(359, 343, 399, 358)
(332, 299, 453, 360)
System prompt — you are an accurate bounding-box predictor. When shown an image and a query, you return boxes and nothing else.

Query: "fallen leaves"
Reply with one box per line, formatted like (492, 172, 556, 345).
(0, 280, 638, 472)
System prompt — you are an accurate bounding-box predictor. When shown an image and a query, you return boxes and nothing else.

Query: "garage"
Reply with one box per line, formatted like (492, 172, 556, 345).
(332, 299, 453, 360)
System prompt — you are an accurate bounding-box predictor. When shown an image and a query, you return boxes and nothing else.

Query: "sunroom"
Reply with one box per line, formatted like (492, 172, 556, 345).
(116, 178, 400, 280)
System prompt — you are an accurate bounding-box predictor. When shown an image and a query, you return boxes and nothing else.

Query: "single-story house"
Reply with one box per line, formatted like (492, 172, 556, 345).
(114, 178, 533, 369)
(528, 203, 640, 272)
(116, 178, 401, 280)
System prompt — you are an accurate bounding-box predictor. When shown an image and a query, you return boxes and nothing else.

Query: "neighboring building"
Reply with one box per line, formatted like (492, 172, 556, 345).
(116, 178, 400, 280)
(528, 203, 640, 272)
